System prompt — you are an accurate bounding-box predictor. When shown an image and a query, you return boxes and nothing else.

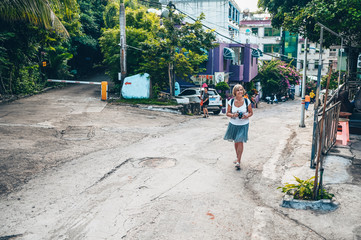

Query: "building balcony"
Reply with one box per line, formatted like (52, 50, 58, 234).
(229, 64, 244, 82)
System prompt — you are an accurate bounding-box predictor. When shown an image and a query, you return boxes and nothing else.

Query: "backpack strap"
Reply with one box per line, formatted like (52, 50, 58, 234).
(230, 98, 249, 113)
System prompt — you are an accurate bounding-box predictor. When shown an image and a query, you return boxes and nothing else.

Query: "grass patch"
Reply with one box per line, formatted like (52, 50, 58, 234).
(110, 98, 178, 106)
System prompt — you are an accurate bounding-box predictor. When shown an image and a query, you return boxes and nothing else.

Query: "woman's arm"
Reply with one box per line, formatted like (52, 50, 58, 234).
(226, 103, 237, 118)
(245, 104, 253, 118)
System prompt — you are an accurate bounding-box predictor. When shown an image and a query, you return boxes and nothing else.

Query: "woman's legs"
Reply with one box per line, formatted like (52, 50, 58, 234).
(203, 106, 209, 117)
(234, 142, 244, 163)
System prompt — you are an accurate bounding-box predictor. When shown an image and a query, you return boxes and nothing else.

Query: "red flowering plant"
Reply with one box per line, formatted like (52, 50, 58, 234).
(255, 60, 302, 98)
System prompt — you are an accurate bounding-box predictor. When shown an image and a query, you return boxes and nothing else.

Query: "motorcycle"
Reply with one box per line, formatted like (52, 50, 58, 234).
(265, 96, 273, 104)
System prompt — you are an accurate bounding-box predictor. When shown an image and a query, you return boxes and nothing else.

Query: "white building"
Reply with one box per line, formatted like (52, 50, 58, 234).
(297, 38, 343, 78)
(159, 0, 242, 42)
(239, 16, 282, 62)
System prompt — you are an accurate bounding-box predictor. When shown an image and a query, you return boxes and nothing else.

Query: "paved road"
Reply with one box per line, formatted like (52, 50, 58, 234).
(0, 84, 360, 239)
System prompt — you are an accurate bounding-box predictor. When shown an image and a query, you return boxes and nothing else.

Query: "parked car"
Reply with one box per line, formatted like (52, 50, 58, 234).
(174, 96, 189, 104)
(178, 87, 223, 114)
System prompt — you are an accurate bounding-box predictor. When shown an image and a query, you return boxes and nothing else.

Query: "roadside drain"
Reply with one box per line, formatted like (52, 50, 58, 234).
(58, 126, 95, 141)
(137, 157, 177, 168)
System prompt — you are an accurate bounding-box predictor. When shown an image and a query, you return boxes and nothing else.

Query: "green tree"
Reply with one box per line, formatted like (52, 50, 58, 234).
(99, 1, 217, 97)
(0, 0, 75, 37)
(258, 0, 361, 73)
(140, 9, 217, 96)
(99, 4, 159, 81)
(321, 71, 345, 90)
(255, 59, 301, 98)
(0, 0, 81, 95)
(69, 0, 107, 76)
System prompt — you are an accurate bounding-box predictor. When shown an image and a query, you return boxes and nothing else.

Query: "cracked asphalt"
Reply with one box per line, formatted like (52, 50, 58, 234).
(1, 82, 361, 239)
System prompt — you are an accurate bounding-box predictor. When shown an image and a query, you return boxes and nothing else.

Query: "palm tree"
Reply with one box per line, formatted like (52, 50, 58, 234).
(0, 0, 72, 37)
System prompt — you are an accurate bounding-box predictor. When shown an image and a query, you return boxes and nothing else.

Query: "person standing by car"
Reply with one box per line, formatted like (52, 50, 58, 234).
(224, 84, 253, 170)
(201, 87, 210, 118)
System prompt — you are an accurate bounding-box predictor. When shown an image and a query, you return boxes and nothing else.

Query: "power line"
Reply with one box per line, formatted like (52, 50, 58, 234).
(136, 0, 303, 63)
(126, 44, 146, 52)
(174, 6, 296, 61)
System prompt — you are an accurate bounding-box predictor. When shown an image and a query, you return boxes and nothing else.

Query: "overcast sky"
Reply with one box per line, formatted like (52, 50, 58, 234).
(236, 0, 259, 11)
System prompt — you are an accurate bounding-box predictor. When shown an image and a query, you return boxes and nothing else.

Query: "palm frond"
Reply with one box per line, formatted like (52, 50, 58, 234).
(0, 0, 69, 37)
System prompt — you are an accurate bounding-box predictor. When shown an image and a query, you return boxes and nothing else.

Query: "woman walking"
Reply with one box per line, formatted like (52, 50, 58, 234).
(224, 84, 253, 170)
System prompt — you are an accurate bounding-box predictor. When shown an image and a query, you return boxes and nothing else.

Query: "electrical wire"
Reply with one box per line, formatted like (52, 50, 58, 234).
(132, 0, 305, 64)
(126, 44, 146, 52)
(142, 0, 302, 63)
(175, 7, 301, 62)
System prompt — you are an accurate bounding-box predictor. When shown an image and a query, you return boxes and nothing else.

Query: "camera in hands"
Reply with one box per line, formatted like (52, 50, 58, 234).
(238, 111, 243, 119)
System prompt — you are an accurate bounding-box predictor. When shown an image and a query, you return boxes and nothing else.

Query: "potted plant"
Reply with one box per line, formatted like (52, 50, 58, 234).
(215, 82, 230, 107)
(279, 176, 338, 211)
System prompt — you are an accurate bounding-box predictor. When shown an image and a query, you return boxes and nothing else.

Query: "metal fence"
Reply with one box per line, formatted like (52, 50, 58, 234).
(311, 101, 341, 168)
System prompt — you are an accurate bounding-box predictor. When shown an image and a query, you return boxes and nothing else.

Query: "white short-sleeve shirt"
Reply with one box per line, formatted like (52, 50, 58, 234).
(229, 98, 250, 126)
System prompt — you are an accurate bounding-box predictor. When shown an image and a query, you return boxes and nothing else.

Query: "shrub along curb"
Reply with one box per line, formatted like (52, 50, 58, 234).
(281, 194, 339, 211)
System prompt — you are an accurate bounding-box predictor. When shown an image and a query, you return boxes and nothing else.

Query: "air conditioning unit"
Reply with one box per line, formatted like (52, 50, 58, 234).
(275, 37, 281, 41)
(358, 54, 361, 69)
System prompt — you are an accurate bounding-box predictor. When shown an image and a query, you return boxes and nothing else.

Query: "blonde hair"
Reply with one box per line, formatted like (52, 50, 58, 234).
(232, 84, 245, 97)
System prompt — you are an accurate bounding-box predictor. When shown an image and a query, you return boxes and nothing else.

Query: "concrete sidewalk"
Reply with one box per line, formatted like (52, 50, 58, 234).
(301, 134, 361, 239)
(326, 135, 361, 186)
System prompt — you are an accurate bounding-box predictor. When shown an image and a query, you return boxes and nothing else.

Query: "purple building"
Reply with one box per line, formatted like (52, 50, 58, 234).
(202, 43, 258, 87)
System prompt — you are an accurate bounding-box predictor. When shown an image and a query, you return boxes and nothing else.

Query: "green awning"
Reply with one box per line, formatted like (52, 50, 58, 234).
(200, 48, 208, 60)
(223, 47, 235, 61)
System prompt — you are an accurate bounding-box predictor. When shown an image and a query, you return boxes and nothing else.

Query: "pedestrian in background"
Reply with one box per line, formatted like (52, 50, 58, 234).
(310, 90, 315, 103)
(305, 94, 311, 110)
(224, 84, 253, 170)
(201, 87, 209, 118)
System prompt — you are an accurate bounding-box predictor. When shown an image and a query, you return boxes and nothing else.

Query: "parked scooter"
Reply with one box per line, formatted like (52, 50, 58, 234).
(266, 94, 279, 104)
(273, 94, 278, 104)
(265, 96, 273, 104)
(289, 92, 295, 100)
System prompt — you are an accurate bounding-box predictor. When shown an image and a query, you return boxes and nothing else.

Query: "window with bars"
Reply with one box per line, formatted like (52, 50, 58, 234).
(251, 28, 258, 35)
(264, 28, 280, 36)
(263, 44, 280, 53)
(301, 44, 310, 53)
(314, 60, 319, 69)
(300, 60, 309, 69)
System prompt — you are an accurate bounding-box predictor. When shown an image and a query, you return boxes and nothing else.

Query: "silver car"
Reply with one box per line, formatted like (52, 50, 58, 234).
(178, 87, 223, 114)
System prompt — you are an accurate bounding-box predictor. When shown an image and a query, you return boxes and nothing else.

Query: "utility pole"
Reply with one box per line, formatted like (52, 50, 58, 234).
(300, 37, 308, 127)
(119, 0, 126, 94)
(311, 26, 323, 168)
(168, 1, 176, 97)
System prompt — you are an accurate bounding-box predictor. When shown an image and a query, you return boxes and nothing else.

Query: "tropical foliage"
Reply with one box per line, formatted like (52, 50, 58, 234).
(1, 0, 214, 97)
(215, 81, 230, 99)
(255, 60, 301, 98)
(0, 0, 74, 37)
(278, 176, 334, 200)
(321, 71, 345, 90)
(0, 0, 82, 95)
(99, 1, 217, 96)
(258, 0, 361, 73)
